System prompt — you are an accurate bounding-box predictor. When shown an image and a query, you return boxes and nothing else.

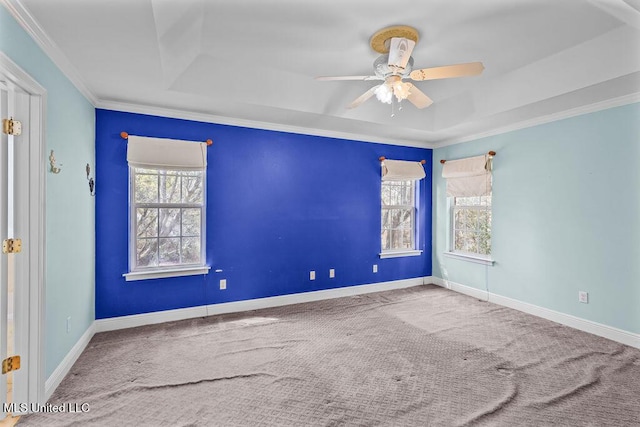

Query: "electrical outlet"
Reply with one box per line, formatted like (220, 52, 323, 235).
(66, 316, 71, 333)
(310, 271, 315, 280)
(373, 264, 378, 273)
(220, 279, 227, 290)
(329, 269, 335, 278)
(578, 291, 588, 304)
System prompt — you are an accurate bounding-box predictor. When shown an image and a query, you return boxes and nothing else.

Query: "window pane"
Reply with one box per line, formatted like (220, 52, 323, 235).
(477, 210, 489, 228)
(479, 234, 491, 255)
(159, 208, 181, 237)
(390, 230, 411, 250)
(381, 229, 390, 251)
(137, 208, 158, 238)
(182, 208, 201, 236)
(466, 209, 479, 231)
(136, 238, 158, 268)
(159, 173, 181, 203)
(182, 173, 203, 203)
(136, 168, 158, 174)
(402, 229, 412, 249)
(159, 238, 180, 265)
(135, 173, 158, 203)
(399, 209, 412, 228)
(389, 183, 400, 206)
(454, 209, 464, 231)
(182, 237, 201, 264)
(381, 184, 391, 206)
(390, 209, 402, 228)
(452, 194, 492, 256)
(454, 230, 464, 251)
(381, 209, 390, 228)
(381, 180, 416, 252)
(462, 231, 477, 253)
(403, 182, 413, 205)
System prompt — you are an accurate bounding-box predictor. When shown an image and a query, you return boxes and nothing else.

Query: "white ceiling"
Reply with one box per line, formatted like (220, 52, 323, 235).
(8, 0, 640, 147)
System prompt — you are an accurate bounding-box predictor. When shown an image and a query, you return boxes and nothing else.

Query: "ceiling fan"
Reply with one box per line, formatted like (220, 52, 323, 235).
(316, 26, 484, 113)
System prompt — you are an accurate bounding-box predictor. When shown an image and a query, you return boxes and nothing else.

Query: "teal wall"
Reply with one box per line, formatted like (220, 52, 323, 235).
(433, 102, 640, 334)
(1, 7, 95, 377)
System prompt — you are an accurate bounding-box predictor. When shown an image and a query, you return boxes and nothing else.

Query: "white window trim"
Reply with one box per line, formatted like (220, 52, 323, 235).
(445, 197, 494, 265)
(128, 167, 209, 278)
(379, 249, 423, 259)
(123, 266, 210, 282)
(443, 251, 494, 265)
(380, 179, 421, 257)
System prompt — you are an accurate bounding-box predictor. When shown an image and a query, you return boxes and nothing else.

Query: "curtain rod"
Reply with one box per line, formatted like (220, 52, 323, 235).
(120, 131, 213, 146)
(440, 151, 495, 164)
(379, 156, 426, 164)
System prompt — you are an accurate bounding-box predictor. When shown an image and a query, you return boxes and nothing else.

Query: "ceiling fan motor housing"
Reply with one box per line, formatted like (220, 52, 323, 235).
(374, 54, 414, 79)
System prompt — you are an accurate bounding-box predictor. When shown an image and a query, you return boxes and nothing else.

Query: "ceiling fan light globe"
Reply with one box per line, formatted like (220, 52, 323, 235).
(393, 81, 411, 101)
(374, 84, 393, 104)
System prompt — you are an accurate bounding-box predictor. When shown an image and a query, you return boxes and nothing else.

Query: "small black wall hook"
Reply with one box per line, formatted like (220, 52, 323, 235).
(86, 163, 95, 196)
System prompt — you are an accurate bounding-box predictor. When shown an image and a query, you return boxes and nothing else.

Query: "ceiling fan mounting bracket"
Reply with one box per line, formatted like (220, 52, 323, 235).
(370, 25, 419, 54)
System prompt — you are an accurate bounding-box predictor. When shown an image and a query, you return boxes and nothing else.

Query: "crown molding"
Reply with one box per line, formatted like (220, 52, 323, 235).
(2, 0, 98, 105)
(434, 92, 640, 149)
(95, 99, 433, 149)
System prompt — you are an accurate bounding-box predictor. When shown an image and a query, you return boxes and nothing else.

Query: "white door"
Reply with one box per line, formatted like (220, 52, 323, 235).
(1, 77, 32, 417)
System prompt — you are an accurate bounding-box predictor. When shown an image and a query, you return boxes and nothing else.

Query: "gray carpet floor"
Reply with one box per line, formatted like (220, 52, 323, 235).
(19, 284, 640, 426)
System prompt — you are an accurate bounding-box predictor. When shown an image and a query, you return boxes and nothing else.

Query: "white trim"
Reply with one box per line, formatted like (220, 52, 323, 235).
(0, 51, 47, 407)
(95, 305, 207, 333)
(44, 323, 95, 402)
(1, 0, 98, 105)
(96, 100, 431, 149)
(123, 266, 211, 282)
(429, 277, 640, 350)
(95, 276, 428, 333)
(443, 251, 494, 265)
(379, 250, 423, 259)
(436, 93, 640, 148)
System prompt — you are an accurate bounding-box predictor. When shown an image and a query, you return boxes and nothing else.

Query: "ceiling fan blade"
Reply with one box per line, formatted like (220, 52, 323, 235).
(315, 75, 380, 81)
(406, 84, 433, 109)
(347, 85, 381, 109)
(387, 37, 416, 69)
(409, 62, 484, 81)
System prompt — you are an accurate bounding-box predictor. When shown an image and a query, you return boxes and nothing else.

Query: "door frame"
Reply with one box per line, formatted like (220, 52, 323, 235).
(0, 51, 46, 407)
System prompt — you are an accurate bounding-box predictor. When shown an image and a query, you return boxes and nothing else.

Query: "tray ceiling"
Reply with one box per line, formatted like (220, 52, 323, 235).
(9, 0, 640, 147)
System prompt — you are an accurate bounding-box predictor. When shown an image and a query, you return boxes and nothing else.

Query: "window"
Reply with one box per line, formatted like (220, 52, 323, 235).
(451, 194, 492, 258)
(441, 153, 493, 264)
(131, 168, 205, 272)
(381, 180, 419, 256)
(124, 135, 209, 281)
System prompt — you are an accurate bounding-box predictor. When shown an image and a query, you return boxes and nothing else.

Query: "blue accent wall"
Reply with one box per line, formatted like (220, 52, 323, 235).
(96, 109, 432, 318)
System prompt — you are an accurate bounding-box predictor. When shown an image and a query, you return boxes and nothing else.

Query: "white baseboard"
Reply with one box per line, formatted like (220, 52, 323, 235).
(429, 277, 640, 350)
(45, 322, 95, 401)
(94, 305, 208, 333)
(95, 277, 428, 333)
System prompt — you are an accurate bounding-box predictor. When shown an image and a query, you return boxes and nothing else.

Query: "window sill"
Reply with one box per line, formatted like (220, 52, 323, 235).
(379, 250, 423, 259)
(124, 266, 211, 282)
(443, 252, 494, 266)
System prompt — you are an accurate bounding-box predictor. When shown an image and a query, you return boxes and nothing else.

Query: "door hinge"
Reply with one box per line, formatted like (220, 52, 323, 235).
(2, 238, 22, 254)
(2, 355, 20, 374)
(2, 117, 22, 136)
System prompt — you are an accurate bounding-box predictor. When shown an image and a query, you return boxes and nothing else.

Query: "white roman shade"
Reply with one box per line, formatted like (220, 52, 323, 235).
(127, 135, 207, 171)
(442, 155, 491, 197)
(381, 159, 426, 181)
